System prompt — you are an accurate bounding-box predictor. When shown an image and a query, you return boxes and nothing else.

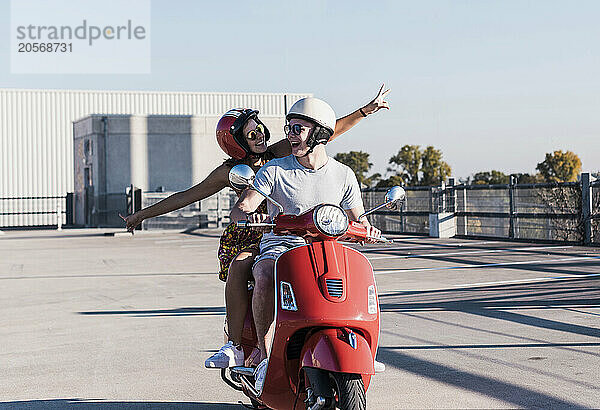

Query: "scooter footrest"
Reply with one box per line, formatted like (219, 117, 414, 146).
(220, 368, 243, 392)
(231, 366, 256, 377)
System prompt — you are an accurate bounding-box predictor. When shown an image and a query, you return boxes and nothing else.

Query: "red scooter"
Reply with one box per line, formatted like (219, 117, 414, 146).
(219, 165, 405, 410)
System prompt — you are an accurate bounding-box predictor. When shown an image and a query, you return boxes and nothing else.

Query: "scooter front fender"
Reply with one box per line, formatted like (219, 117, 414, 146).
(300, 328, 374, 375)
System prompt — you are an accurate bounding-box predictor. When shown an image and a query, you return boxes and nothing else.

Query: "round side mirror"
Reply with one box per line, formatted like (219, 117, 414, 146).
(385, 186, 406, 210)
(229, 164, 256, 190)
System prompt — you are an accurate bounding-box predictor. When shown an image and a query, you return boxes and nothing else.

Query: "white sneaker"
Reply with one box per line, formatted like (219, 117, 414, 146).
(254, 358, 268, 394)
(374, 359, 386, 373)
(204, 341, 244, 368)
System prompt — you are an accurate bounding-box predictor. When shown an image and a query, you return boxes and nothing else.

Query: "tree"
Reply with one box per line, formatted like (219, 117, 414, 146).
(334, 151, 379, 187)
(367, 172, 382, 187)
(385, 145, 451, 186)
(458, 176, 472, 185)
(536, 150, 582, 183)
(472, 170, 509, 185)
(421, 146, 452, 186)
(387, 145, 421, 186)
(375, 174, 404, 188)
(514, 173, 544, 184)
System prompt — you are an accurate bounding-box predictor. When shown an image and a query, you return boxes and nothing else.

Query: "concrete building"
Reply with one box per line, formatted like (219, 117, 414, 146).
(0, 89, 310, 227)
(72, 114, 288, 227)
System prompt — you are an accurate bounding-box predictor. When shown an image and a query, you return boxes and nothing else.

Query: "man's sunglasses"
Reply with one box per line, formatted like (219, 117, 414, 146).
(284, 123, 312, 136)
(246, 123, 265, 140)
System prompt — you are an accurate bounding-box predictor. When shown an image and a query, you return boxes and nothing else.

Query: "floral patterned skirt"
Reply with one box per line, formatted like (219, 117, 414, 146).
(217, 222, 263, 282)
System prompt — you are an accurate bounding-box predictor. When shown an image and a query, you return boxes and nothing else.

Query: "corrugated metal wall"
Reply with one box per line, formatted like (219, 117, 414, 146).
(0, 89, 310, 226)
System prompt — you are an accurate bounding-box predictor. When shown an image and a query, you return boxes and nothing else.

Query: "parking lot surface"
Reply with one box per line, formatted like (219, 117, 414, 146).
(1, 229, 599, 409)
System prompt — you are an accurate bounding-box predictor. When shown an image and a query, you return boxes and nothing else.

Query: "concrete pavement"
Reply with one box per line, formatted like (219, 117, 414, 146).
(1, 229, 599, 409)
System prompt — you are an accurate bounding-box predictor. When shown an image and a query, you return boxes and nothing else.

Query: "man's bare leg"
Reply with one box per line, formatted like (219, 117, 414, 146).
(251, 258, 275, 360)
(225, 250, 256, 345)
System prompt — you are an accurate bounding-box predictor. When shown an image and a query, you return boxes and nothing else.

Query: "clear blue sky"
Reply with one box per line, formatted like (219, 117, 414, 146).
(1, 0, 599, 178)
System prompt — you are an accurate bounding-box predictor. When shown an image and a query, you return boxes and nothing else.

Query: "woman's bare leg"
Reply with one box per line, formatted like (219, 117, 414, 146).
(225, 250, 257, 345)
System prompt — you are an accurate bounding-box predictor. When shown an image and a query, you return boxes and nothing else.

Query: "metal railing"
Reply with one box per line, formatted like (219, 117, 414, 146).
(590, 179, 600, 245)
(0, 194, 73, 228)
(139, 189, 237, 230)
(2, 174, 598, 244)
(364, 173, 599, 245)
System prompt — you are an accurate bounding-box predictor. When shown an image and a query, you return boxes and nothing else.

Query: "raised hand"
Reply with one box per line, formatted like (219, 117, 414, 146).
(362, 83, 391, 115)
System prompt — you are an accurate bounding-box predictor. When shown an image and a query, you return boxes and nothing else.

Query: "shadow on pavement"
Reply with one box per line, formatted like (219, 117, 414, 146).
(374, 257, 600, 276)
(0, 233, 110, 241)
(181, 228, 223, 239)
(377, 348, 587, 409)
(379, 277, 600, 338)
(0, 399, 242, 409)
(0, 272, 215, 281)
(377, 276, 599, 406)
(78, 307, 225, 317)
(382, 341, 600, 350)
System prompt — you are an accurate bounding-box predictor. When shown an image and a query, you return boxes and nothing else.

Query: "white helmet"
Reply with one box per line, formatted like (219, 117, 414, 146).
(286, 97, 336, 150)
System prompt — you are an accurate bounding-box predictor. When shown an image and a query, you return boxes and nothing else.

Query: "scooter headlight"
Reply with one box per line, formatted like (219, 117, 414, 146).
(313, 204, 349, 237)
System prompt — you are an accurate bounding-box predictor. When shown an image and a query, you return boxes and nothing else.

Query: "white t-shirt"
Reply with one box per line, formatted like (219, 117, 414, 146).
(252, 154, 363, 243)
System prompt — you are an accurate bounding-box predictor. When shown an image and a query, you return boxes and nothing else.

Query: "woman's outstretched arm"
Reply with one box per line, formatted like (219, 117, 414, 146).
(121, 164, 230, 232)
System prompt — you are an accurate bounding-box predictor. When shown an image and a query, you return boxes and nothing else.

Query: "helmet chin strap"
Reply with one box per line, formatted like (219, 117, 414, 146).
(300, 145, 315, 157)
(300, 126, 320, 157)
(301, 143, 326, 157)
(248, 150, 269, 161)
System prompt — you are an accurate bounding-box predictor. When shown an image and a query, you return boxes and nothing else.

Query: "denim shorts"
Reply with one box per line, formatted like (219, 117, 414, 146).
(253, 234, 306, 269)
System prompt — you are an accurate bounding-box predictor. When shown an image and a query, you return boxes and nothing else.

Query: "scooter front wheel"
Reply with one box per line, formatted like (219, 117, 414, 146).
(305, 370, 366, 410)
(329, 373, 366, 410)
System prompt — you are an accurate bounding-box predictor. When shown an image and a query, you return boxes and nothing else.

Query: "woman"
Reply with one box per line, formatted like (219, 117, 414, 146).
(121, 85, 391, 368)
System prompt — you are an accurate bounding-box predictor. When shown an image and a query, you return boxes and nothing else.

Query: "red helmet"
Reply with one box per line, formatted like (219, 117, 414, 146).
(216, 108, 270, 159)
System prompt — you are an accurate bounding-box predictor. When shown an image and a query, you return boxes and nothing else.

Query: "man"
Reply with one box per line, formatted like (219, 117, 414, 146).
(229, 97, 382, 393)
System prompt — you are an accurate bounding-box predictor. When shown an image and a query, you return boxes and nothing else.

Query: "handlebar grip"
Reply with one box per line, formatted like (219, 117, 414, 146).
(237, 221, 276, 228)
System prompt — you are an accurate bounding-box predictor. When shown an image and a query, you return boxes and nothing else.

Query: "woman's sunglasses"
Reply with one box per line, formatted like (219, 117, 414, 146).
(246, 123, 265, 141)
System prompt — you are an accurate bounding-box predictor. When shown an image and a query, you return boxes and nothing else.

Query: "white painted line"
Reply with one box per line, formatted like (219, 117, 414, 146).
(367, 245, 574, 260)
(379, 273, 600, 295)
(452, 274, 600, 287)
(374, 255, 600, 275)
(133, 236, 183, 241)
(381, 236, 425, 240)
(154, 238, 216, 245)
(358, 241, 496, 253)
(112, 231, 135, 237)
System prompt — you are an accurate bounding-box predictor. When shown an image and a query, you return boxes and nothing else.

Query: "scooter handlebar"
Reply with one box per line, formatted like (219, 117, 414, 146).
(340, 222, 390, 244)
(237, 216, 389, 243)
(236, 221, 276, 228)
